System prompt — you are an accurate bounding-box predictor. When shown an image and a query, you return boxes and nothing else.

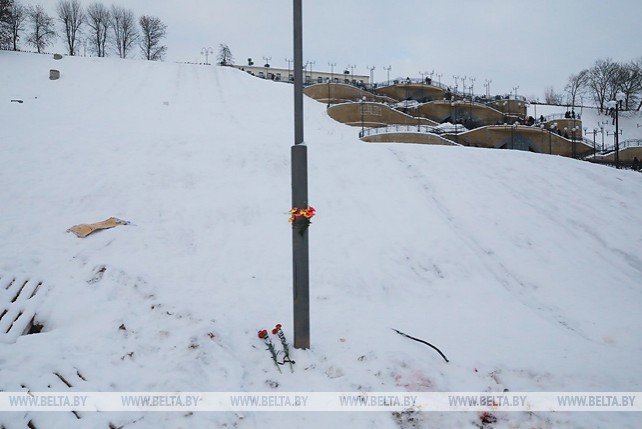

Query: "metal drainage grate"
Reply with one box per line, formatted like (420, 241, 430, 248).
(5, 370, 108, 428)
(0, 276, 45, 344)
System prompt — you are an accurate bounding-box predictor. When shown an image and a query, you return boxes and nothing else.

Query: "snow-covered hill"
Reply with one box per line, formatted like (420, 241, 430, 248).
(1, 51, 641, 429)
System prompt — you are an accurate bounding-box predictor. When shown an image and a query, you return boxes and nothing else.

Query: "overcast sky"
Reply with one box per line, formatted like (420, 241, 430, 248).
(39, 0, 642, 100)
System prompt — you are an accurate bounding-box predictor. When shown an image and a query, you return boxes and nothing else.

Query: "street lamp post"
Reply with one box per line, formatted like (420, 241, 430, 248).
(615, 93, 625, 169)
(384, 65, 392, 85)
(347, 64, 356, 84)
(201, 47, 213, 65)
(468, 81, 475, 125)
(360, 96, 366, 137)
(511, 123, 516, 149)
(549, 123, 557, 155)
(404, 79, 410, 102)
(263, 56, 272, 79)
(606, 92, 625, 169)
(367, 65, 376, 88)
(453, 105, 459, 144)
(327, 62, 336, 107)
(291, 0, 309, 350)
(600, 125, 605, 151)
(419, 71, 426, 102)
(285, 58, 293, 81)
(484, 79, 492, 98)
(303, 60, 315, 84)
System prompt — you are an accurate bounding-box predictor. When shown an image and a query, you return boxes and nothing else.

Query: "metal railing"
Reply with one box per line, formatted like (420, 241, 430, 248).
(377, 77, 451, 92)
(541, 112, 582, 121)
(581, 137, 595, 146)
(360, 124, 438, 138)
(603, 139, 642, 152)
(371, 78, 527, 103)
(359, 123, 468, 139)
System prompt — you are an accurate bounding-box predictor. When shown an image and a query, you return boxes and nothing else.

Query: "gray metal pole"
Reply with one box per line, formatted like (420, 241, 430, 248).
(291, 0, 310, 349)
(615, 103, 620, 169)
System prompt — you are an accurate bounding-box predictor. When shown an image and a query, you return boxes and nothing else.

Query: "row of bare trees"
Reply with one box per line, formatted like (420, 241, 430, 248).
(546, 58, 642, 112)
(0, 0, 167, 60)
(0, 0, 10, 44)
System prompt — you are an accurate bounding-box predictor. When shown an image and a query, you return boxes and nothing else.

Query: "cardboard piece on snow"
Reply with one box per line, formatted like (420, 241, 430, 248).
(67, 217, 130, 238)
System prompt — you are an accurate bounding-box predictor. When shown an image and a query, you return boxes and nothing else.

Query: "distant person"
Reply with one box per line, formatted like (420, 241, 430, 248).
(565, 111, 571, 118)
(539, 115, 545, 123)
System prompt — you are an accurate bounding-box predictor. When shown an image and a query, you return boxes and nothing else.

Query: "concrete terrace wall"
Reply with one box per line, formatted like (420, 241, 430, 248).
(487, 99, 528, 120)
(597, 146, 642, 162)
(542, 119, 584, 139)
(305, 80, 597, 159)
(417, 100, 506, 125)
(362, 132, 458, 145)
(327, 102, 438, 128)
(446, 125, 593, 157)
(374, 83, 446, 102)
(304, 83, 396, 104)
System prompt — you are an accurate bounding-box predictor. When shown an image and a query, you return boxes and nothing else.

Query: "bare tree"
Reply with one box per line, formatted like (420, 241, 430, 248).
(7, 1, 26, 50)
(611, 60, 642, 111)
(587, 58, 618, 113)
(217, 43, 233, 66)
(9, 1, 27, 51)
(56, 0, 84, 56)
(564, 69, 588, 109)
(0, 0, 10, 22)
(632, 58, 642, 111)
(110, 4, 137, 58)
(138, 14, 166, 61)
(543, 86, 564, 105)
(1, 0, 14, 48)
(26, 4, 56, 53)
(86, 2, 110, 57)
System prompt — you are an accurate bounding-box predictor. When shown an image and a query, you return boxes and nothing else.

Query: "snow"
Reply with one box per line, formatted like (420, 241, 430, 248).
(1, 50, 641, 428)
(529, 103, 642, 143)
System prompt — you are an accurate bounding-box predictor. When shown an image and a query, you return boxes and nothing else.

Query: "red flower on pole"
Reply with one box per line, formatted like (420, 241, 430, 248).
(288, 206, 316, 223)
(258, 330, 268, 339)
